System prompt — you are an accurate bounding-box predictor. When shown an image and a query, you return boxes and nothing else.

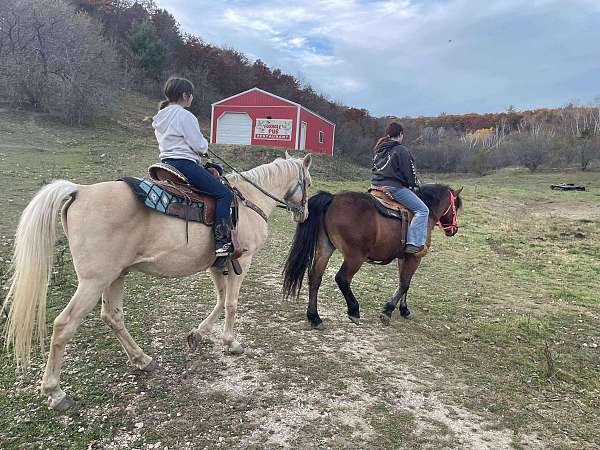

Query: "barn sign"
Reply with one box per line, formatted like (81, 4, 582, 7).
(254, 118, 293, 141)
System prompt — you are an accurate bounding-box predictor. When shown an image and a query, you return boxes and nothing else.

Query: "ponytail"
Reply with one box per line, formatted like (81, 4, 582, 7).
(373, 135, 391, 152)
(158, 99, 170, 110)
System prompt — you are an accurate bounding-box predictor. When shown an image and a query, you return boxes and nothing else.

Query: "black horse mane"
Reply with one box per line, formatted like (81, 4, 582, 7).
(416, 184, 462, 211)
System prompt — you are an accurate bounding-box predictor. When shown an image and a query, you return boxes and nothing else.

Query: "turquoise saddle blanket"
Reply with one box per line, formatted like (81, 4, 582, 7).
(119, 176, 207, 223)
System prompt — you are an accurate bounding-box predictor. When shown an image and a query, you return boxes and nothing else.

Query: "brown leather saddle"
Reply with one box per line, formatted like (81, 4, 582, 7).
(148, 163, 218, 224)
(368, 185, 412, 247)
(148, 162, 245, 269)
(368, 185, 429, 257)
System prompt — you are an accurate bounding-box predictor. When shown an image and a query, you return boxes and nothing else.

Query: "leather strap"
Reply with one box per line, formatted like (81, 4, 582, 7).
(232, 188, 268, 223)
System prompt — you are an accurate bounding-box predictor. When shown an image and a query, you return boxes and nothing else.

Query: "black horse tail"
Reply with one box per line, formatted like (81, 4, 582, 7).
(282, 191, 334, 300)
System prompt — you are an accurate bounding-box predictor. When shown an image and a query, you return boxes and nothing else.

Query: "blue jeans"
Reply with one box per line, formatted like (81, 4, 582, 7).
(161, 158, 232, 224)
(385, 186, 429, 247)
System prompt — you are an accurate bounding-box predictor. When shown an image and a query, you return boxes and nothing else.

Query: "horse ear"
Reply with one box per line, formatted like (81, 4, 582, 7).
(285, 150, 292, 159)
(455, 187, 463, 196)
(303, 153, 312, 169)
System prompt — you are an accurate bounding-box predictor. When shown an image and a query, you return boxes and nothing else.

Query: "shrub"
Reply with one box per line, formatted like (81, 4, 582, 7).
(0, 0, 120, 124)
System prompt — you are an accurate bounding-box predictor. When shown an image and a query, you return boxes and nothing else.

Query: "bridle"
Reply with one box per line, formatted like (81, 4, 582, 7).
(436, 190, 458, 235)
(283, 162, 308, 215)
(207, 148, 307, 216)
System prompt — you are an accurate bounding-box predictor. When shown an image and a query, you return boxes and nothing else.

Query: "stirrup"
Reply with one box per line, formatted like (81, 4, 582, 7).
(215, 243, 233, 257)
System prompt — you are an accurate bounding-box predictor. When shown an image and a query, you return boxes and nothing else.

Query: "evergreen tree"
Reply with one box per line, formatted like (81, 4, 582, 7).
(128, 20, 166, 78)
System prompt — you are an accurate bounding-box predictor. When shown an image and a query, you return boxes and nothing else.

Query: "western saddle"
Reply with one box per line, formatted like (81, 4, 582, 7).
(147, 162, 251, 274)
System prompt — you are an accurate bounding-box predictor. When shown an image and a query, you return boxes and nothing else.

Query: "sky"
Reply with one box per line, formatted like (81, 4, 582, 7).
(155, 0, 600, 117)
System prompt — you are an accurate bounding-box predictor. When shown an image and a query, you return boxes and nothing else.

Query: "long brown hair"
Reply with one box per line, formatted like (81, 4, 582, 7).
(373, 122, 404, 152)
(158, 77, 195, 110)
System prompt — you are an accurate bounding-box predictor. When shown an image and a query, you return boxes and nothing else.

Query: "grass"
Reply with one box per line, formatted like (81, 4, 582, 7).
(1, 99, 600, 449)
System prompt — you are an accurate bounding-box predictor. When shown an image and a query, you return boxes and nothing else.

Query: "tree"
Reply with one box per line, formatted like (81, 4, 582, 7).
(511, 119, 554, 172)
(0, 0, 119, 124)
(127, 19, 166, 79)
(559, 105, 600, 170)
(151, 8, 182, 67)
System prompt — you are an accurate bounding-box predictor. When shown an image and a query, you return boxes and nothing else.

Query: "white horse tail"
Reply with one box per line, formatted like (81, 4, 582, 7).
(3, 180, 79, 368)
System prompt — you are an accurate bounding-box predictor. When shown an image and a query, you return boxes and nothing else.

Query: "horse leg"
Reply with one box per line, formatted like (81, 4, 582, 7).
(222, 256, 252, 354)
(397, 255, 422, 319)
(41, 280, 105, 410)
(380, 258, 405, 325)
(307, 234, 334, 329)
(187, 268, 227, 351)
(335, 257, 364, 325)
(100, 276, 154, 371)
(380, 256, 421, 324)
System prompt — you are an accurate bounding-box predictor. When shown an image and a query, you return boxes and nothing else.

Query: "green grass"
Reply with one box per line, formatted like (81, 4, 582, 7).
(1, 100, 600, 449)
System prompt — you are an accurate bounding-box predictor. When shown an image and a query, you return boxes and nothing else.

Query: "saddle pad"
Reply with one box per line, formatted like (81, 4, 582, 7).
(370, 196, 406, 221)
(120, 176, 214, 225)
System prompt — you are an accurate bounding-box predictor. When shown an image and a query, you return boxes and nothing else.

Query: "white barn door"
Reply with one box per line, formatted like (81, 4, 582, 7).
(299, 122, 307, 150)
(216, 113, 252, 145)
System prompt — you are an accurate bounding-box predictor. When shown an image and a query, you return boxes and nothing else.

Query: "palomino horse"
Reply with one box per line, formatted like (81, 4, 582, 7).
(283, 184, 462, 327)
(3, 152, 312, 411)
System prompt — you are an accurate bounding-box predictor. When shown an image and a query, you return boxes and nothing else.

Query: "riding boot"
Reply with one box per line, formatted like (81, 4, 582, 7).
(404, 244, 425, 255)
(214, 218, 233, 257)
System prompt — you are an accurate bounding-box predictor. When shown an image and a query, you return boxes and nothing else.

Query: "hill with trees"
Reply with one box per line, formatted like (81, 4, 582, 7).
(1, 0, 598, 172)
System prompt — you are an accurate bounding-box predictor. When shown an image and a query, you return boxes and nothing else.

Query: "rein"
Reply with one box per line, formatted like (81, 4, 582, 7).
(207, 148, 307, 215)
(436, 191, 458, 234)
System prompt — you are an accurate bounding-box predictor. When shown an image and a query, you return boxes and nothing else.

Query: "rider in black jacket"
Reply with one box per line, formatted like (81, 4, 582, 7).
(371, 122, 429, 254)
(372, 140, 418, 189)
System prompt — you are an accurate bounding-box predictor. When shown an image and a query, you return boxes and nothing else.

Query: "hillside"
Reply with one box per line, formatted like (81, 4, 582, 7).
(4, 0, 598, 170)
(0, 94, 369, 201)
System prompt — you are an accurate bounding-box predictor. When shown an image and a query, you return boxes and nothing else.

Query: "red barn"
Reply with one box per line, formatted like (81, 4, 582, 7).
(210, 87, 335, 156)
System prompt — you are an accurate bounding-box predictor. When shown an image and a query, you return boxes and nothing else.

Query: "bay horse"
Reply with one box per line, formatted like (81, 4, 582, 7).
(2, 152, 312, 411)
(282, 184, 462, 328)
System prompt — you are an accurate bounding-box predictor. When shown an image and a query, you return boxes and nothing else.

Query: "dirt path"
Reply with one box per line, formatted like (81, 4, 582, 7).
(96, 268, 544, 450)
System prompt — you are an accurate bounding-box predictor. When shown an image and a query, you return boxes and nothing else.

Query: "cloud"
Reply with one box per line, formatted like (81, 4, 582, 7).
(155, 0, 600, 116)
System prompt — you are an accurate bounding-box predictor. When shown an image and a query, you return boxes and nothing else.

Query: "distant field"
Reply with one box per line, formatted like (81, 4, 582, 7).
(1, 103, 599, 449)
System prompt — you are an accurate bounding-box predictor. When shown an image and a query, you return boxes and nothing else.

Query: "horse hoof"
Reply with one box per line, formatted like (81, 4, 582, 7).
(228, 341, 245, 355)
(379, 312, 391, 326)
(52, 395, 75, 412)
(348, 315, 361, 325)
(141, 359, 159, 373)
(311, 321, 325, 330)
(187, 331, 207, 351)
(399, 307, 412, 320)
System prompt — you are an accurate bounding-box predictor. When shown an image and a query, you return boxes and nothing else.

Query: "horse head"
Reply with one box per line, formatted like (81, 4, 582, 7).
(437, 186, 463, 236)
(417, 184, 463, 237)
(284, 151, 312, 223)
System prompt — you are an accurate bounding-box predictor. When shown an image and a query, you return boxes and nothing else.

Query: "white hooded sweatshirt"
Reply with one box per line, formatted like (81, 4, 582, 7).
(152, 104, 208, 163)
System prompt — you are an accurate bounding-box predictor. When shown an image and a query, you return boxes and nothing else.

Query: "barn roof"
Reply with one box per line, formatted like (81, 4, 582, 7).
(212, 87, 335, 127)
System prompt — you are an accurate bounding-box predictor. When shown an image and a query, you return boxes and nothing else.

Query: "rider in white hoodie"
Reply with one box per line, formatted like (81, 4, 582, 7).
(152, 77, 233, 257)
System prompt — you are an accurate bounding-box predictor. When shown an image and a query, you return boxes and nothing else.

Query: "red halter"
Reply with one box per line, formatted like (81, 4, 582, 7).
(437, 191, 458, 235)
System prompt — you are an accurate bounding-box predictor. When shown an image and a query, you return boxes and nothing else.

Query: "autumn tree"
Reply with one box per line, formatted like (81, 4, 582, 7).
(0, 0, 119, 123)
(511, 118, 555, 172)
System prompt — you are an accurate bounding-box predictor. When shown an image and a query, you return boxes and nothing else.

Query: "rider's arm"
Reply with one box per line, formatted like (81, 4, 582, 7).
(393, 148, 419, 188)
(180, 111, 209, 157)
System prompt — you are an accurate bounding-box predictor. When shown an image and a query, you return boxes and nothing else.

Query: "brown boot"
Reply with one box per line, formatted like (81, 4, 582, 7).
(404, 244, 424, 255)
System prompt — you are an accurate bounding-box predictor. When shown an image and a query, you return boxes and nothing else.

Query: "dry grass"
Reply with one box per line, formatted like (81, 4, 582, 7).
(1, 103, 599, 449)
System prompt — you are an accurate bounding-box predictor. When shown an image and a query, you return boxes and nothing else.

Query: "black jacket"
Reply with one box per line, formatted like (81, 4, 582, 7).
(371, 141, 419, 188)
